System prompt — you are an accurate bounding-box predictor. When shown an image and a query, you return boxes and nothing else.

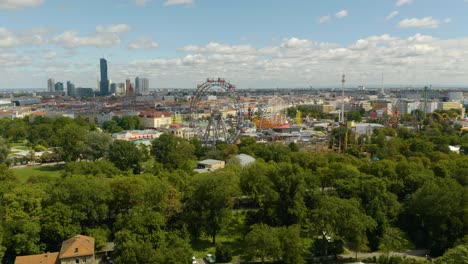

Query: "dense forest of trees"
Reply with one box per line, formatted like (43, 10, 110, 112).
(0, 115, 466, 263)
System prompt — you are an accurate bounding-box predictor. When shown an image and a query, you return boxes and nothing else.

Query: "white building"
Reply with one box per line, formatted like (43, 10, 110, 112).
(47, 78, 55, 92)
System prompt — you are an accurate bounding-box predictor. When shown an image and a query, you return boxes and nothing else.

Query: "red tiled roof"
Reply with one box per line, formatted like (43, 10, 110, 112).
(15, 252, 59, 264)
(59, 235, 94, 259)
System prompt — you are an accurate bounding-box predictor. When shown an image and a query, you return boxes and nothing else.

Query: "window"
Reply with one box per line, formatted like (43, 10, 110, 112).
(76, 259, 79, 264)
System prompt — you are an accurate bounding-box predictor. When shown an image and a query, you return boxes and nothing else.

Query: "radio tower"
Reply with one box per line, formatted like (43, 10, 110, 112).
(381, 73, 386, 96)
(341, 74, 345, 123)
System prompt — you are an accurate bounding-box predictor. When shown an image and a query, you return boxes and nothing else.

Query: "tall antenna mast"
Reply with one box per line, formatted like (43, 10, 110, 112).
(381, 73, 385, 96)
(341, 74, 345, 123)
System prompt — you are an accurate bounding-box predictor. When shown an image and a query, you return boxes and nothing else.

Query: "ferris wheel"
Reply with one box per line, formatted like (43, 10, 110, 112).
(190, 78, 244, 147)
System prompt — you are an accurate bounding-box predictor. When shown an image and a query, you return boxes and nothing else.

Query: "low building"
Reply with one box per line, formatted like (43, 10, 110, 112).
(59, 235, 95, 264)
(350, 122, 384, 136)
(112, 130, 162, 142)
(139, 111, 173, 128)
(15, 235, 95, 264)
(167, 124, 197, 140)
(195, 159, 225, 173)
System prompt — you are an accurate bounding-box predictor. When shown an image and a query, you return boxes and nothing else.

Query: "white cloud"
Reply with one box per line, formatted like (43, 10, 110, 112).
(53, 31, 121, 48)
(386, 11, 399, 20)
(396, 0, 413, 6)
(335, 10, 348, 18)
(127, 36, 159, 50)
(181, 42, 255, 53)
(127, 32, 467, 87)
(163, 0, 193, 6)
(52, 24, 130, 48)
(398, 17, 440, 28)
(0, 0, 43, 10)
(351, 39, 372, 50)
(0, 51, 32, 66)
(281, 37, 312, 49)
(3, 30, 468, 88)
(42, 51, 57, 59)
(443, 18, 451, 24)
(133, 0, 149, 6)
(318, 16, 331, 24)
(96, 24, 131, 33)
(0, 27, 48, 47)
(407, 33, 434, 43)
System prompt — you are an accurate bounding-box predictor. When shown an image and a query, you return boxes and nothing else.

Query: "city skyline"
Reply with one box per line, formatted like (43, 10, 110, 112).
(0, 0, 467, 89)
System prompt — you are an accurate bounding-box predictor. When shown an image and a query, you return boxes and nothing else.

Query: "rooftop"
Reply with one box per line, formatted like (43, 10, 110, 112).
(15, 252, 59, 264)
(59, 235, 95, 259)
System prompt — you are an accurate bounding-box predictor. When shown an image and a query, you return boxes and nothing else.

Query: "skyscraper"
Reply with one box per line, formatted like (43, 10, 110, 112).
(135, 76, 149, 95)
(126, 79, 134, 96)
(47, 78, 55, 92)
(66, 81, 75, 96)
(110, 83, 117, 94)
(54, 82, 64, 92)
(135, 77, 140, 95)
(141, 78, 149, 95)
(99, 58, 109, 96)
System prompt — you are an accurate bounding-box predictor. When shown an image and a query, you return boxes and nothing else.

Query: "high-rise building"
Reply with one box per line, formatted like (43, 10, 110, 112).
(47, 78, 55, 92)
(135, 77, 140, 95)
(66, 81, 75, 96)
(110, 83, 117, 94)
(54, 82, 64, 92)
(99, 58, 109, 96)
(135, 77, 149, 95)
(126, 79, 134, 96)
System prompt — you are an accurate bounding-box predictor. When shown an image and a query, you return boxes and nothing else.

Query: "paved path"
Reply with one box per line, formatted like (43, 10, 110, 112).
(339, 249, 430, 260)
(10, 161, 65, 169)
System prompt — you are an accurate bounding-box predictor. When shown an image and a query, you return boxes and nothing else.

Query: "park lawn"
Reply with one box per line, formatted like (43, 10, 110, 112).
(12, 164, 65, 183)
(191, 210, 247, 261)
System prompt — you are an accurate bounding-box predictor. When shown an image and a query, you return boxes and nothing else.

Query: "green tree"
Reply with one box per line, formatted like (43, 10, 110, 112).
(1, 183, 46, 260)
(102, 119, 124, 133)
(241, 161, 306, 226)
(311, 196, 377, 256)
(378, 227, 412, 257)
(403, 178, 465, 256)
(56, 124, 87, 161)
(80, 131, 112, 161)
(185, 173, 234, 244)
(40, 203, 81, 251)
(0, 137, 9, 164)
(0, 224, 5, 261)
(279, 225, 305, 264)
(46, 175, 112, 228)
(108, 140, 142, 173)
(434, 244, 468, 264)
(151, 134, 195, 171)
(244, 224, 281, 263)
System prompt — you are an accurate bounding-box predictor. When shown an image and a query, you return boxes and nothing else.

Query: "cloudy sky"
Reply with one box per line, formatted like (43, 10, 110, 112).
(0, 0, 467, 89)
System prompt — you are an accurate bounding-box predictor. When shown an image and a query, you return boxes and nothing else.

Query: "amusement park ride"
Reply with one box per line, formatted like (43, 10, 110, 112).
(190, 78, 244, 148)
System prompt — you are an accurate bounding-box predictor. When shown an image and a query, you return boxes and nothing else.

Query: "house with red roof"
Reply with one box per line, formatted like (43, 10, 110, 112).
(15, 235, 95, 264)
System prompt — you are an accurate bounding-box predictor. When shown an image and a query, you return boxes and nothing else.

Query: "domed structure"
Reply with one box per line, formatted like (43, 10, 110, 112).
(231, 153, 255, 167)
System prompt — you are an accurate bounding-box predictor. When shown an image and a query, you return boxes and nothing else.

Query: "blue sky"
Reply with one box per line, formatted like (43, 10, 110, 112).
(0, 0, 467, 89)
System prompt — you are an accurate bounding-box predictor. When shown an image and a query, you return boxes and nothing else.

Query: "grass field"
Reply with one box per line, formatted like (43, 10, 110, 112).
(12, 164, 65, 183)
